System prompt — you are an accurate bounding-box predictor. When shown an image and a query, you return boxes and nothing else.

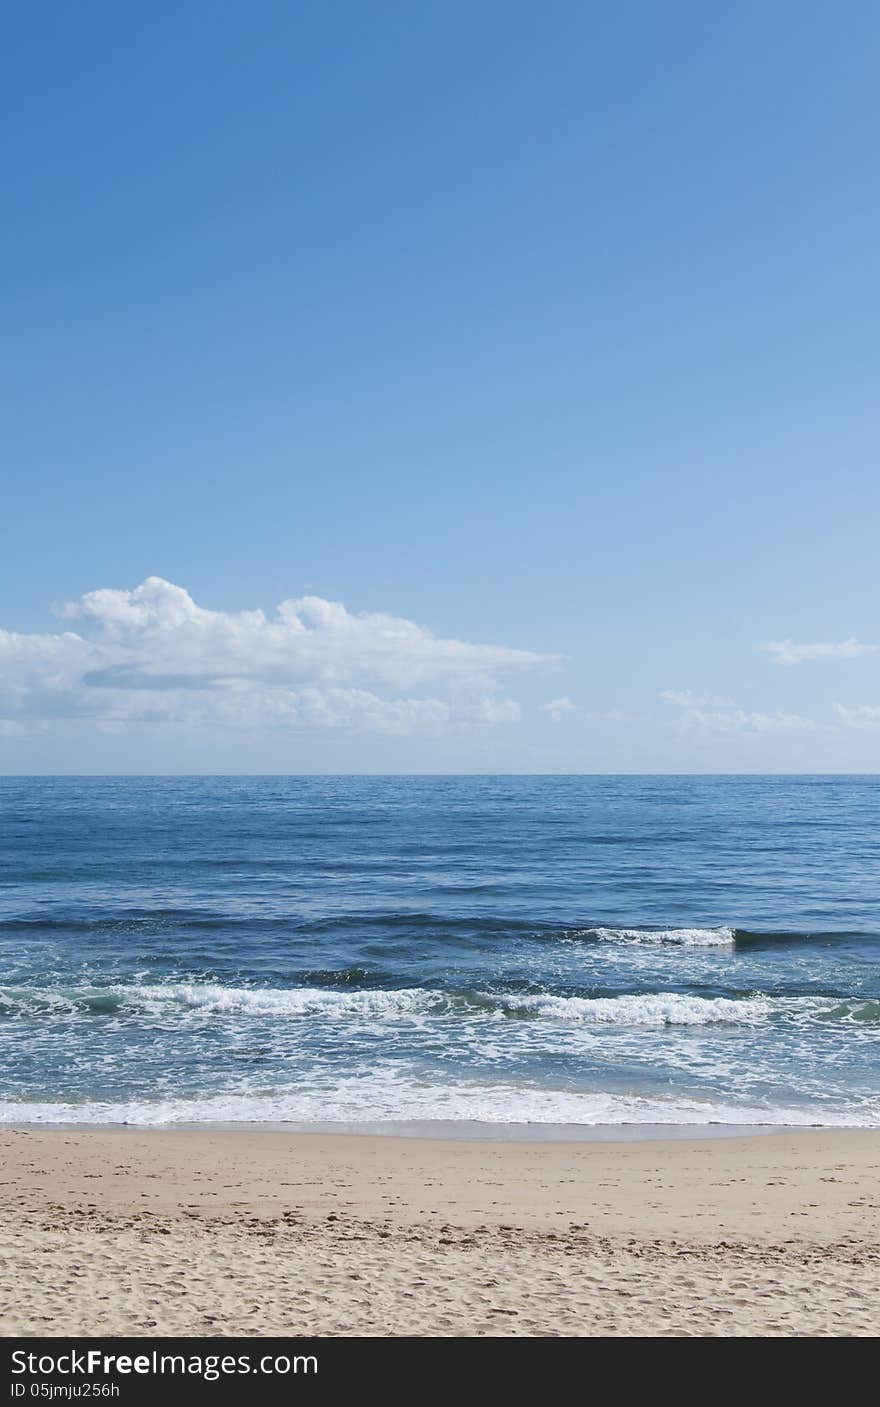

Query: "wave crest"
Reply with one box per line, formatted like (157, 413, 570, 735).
(580, 925, 737, 947)
(500, 991, 767, 1025)
(2, 981, 877, 1028)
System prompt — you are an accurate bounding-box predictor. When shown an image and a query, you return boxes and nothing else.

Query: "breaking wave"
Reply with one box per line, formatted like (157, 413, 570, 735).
(574, 925, 737, 946)
(1, 1074, 877, 1128)
(2, 981, 877, 1028)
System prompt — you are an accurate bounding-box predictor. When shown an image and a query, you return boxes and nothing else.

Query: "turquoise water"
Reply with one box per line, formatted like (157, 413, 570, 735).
(1, 775, 878, 1127)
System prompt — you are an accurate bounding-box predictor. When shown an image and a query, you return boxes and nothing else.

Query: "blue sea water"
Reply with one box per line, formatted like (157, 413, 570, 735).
(0, 775, 878, 1128)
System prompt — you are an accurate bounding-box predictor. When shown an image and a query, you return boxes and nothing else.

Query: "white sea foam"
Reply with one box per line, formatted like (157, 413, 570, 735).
(1, 1072, 877, 1129)
(0, 983, 436, 1020)
(499, 991, 771, 1025)
(503, 992, 880, 1027)
(586, 925, 737, 947)
(3, 981, 875, 1029)
(135, 983, 433, 1019)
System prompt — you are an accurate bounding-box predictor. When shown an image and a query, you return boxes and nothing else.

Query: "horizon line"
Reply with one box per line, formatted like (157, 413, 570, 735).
(1, 772, 878, 781)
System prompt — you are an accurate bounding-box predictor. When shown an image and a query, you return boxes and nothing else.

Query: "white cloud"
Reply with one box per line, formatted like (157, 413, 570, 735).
(659, 689, 733, 709)
(660, 691, 814, 733)
(683, 709, 816, 734)
(760, 638, 877, 666)
(0, 576, 552, 737)
(541, 695, 576, 723)
(834, 703, 880, 728)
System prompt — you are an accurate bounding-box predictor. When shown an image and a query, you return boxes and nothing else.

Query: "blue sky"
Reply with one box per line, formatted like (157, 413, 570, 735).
(2, 2, 879, 772)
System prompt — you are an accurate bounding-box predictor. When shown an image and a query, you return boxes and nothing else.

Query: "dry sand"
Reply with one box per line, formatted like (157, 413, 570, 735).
(1, 1127, 878, 1337)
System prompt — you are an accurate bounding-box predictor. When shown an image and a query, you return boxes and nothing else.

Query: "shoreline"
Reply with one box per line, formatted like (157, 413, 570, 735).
(0, 1117, 840, 1141)
(2, 1126, 878, 1336)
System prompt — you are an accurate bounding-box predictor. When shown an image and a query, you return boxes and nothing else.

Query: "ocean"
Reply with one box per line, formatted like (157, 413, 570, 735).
(1, 774, 878, 1130)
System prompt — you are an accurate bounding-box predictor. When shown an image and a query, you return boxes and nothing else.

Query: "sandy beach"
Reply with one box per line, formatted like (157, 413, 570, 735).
(0, 1126, 877, 1337)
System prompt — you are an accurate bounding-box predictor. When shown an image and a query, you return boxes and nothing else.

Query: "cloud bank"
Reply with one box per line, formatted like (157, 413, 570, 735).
(761, 638, 877, 666)
(0, 577, 553, 737)
(834, 704, 880, 728)
(660, 691, 815, 733)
